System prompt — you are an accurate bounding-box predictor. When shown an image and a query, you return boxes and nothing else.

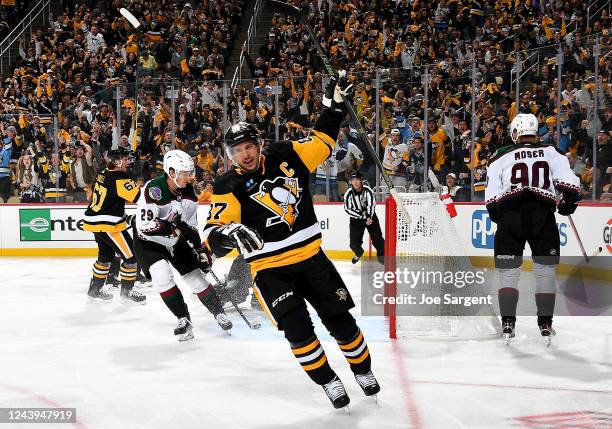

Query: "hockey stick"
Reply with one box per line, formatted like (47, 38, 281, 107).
(268, 0, 411, 223)
(119, 8, 142, 151)
(205, 266, 262, 329)
(567, 214, 590, 263)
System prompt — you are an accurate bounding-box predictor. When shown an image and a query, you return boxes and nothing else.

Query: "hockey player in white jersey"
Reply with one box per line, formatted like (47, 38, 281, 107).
(134, 150, 232, 340)
(485, 113, 582, 344)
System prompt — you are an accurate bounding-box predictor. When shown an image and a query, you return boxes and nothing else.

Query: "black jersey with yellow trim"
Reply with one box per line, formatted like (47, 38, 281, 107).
(204, 107, 343, 274)
(83, 169, 140, 232)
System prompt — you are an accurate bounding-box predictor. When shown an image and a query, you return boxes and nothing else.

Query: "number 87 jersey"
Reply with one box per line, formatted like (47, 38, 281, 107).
(485, 142, 581, 211)
(83, 169, 140, 232)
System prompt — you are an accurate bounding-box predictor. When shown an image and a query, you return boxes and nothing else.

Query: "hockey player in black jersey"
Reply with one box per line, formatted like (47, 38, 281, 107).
(203, 72, 379, 409)
(83, 147, 145, 304)
(485, 113, 582, 344)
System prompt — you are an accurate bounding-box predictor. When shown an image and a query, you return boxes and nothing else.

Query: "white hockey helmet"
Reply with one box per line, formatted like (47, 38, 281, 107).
(163, 150, 195, 188)
(509, 113, 539, 143)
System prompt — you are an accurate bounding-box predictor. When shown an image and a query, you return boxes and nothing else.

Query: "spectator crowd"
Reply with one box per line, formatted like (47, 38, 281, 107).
(0, 0, 610, 205)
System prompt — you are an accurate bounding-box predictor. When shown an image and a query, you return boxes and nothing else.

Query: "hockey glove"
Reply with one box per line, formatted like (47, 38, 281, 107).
(195, 245, 214, 272)
(219, 223, 264, 253)
(322, 70, 353, 110)
(557, 199, 578, 216)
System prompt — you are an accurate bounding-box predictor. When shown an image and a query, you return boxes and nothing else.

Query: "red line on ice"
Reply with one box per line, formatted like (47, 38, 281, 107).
(391, 340, 423, 429)
(410, 379, 612, 395)
(0, 383, 88, 429)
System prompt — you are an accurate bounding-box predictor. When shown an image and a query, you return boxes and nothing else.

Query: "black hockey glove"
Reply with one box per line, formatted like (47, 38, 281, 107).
(219, 222, 264, 253)
(322, 70, 353, 111)
(195, 245, 214, 272)
(557, 190, 582, 216)
(557, 199, 578, 216)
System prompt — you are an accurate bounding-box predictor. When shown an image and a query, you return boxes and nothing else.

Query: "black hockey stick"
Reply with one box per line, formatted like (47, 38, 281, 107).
(567, 214, 602, 264)
(268, 0, 412, 222)
(205, 266, 262, 330)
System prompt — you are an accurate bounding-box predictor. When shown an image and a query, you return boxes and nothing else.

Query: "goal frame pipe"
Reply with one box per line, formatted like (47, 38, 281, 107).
(385, 194, 398, 339)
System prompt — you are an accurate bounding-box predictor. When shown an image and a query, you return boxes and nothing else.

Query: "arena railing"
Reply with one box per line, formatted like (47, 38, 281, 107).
(0, 0, 52, 74)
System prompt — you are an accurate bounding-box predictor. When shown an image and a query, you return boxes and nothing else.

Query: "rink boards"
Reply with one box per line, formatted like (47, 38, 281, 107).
(0, 202, 609, 275)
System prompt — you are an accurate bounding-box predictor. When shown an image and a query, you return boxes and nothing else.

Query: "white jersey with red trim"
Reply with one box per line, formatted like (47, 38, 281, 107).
(485, 143, 580, 208)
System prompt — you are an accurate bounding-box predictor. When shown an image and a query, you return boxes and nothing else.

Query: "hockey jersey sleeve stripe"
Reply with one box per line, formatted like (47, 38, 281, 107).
(291, 130, 335, 172)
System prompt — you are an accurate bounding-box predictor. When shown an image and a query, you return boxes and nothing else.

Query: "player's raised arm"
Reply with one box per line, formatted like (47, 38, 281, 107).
(291, 71, 353, 172)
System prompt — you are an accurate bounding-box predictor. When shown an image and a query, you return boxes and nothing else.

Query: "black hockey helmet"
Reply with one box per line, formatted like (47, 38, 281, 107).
(224, 122, 263, 171)
(224, 122, 260, 149)
(108, 146, 131, 168)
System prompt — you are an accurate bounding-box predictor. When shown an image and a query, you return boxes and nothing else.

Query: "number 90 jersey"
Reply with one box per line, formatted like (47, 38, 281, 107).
(485, 143, 581, 210)
(83, 169, 140, 232)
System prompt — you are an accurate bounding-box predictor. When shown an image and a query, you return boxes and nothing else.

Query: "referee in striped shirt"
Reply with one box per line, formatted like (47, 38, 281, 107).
(343, 171, 385, 264)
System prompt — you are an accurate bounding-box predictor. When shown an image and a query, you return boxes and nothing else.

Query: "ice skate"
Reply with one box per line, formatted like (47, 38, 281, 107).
(215, 313, 233, 334)
(538, 318, 556, 347)
(120, 289, 146, 305)
(88, 282, 113, 302)
(174, 317, 194, 341)
(322, 376, 350, 411)
(501, 318, 515, 345)
(351, 255, 361, 264)
(355, 370, 380, 402)
(105, 275, 120, 290)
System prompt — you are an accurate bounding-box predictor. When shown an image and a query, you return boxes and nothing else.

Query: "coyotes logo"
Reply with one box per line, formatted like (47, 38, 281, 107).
(251, 176, 302, 230)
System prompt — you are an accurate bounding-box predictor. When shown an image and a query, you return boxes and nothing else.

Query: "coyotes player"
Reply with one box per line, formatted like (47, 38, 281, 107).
(485, 113, 582, 344)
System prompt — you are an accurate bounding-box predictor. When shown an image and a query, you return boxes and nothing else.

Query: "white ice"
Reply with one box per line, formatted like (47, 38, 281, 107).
(1, 258, 611, 429)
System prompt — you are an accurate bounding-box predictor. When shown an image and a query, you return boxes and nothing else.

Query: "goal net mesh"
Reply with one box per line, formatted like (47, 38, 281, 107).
(385, 193, 500, 339)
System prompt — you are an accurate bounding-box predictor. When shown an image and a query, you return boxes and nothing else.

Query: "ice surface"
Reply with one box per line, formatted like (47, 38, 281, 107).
(0, 258, 611, 429)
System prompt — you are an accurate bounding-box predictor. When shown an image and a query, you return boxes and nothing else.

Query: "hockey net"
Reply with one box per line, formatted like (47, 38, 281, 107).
(384, 193, 500, 339)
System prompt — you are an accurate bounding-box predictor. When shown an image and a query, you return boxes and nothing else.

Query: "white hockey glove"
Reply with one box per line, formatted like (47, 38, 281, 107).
(322, 70, 353, 108)
(220, 222, 264, 253)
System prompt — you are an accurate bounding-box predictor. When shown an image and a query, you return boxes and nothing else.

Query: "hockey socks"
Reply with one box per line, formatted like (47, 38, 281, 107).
(337, 328, 371, 375)
(290, 336, 336, 385)
(197, 286, 224, 316)
(498, 287, 519, 319)
(160, 285, 190, 319)
(90, 261, 110, 288)
(119, 262, 138, 294)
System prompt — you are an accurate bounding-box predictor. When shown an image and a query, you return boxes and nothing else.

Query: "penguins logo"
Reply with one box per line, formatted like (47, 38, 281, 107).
(251, 177, 302, 229)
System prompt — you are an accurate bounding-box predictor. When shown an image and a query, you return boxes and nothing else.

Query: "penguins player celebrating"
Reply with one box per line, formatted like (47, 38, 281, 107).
(203, 72, 380, 409)
(134, 150, 232, 341)
(485, 113, 582, 345)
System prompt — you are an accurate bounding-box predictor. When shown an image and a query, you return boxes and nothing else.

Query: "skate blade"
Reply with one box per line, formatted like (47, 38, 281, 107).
(342, 405, 350, 415)
(178, 331, 194, 342)
(88, 296, 113, 303)
(135, 281, 153, 288)
(502, 333, 515, 346)
(369, 394, 379, 405)
(121, 297, 147, 305)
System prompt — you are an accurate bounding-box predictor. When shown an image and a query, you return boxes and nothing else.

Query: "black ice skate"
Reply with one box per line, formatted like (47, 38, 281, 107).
(88, 282, 113, 302)
(538, 317, 556, 347)
(174, 317, 194, 341)
(120, 289, 146, 305)
(501, 317, 515, 345)
(351, 255, 361, 264)
(355, 370, 380, 401)
(215, 313, 233, 333)
(322, 376, 350, 411)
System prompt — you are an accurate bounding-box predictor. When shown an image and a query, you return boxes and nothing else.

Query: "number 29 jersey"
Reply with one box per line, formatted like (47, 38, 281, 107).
(485, 143, 580, 209)
(83, 169, 140, 233)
